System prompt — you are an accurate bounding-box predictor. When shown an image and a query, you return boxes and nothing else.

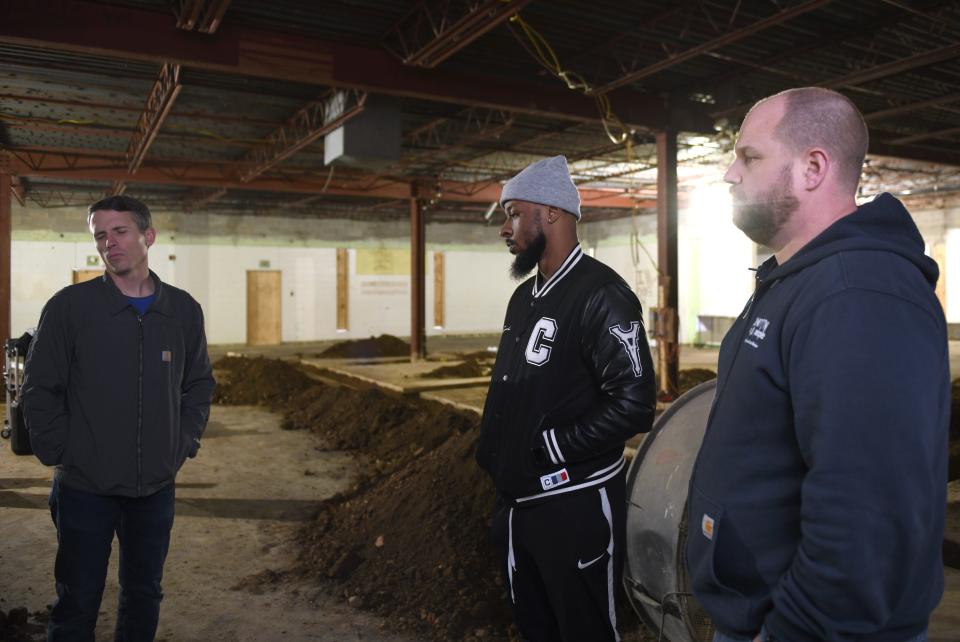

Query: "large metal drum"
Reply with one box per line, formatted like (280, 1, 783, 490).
(623, 379, 716, 642)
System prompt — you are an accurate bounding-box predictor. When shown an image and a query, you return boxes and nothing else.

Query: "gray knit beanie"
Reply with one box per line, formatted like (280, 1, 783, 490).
(500, 155, 582, 220)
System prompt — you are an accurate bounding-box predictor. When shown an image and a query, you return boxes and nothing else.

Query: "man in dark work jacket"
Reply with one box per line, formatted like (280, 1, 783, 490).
(687, 88, 947, 642)
(477, 155, 657, 642)
(22, 194, 215, 641)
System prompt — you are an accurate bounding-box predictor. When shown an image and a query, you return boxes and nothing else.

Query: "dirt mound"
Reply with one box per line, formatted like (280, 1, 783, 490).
(318, 335, 410, 359)
(281, 380, 513, 640)
(212, 357, 652, 641)
(298, 426, 512, 641)
(282, 385, 473, 475)
(421, 357, 492, 379)
(0, 604, 47, 642)
(678, 368, 716, 395)
(211, 356, 315, 407)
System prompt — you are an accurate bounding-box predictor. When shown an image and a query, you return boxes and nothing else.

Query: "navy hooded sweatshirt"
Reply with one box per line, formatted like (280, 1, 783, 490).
(686, 193, 949, 642)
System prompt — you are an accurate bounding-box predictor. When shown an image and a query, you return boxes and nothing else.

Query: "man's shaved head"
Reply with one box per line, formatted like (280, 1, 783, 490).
(754, 87, 869, 192)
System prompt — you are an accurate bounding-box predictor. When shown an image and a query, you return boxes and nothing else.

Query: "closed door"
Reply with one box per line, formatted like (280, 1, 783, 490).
(247, 270, 282, 345)
(72, 270, 104, 284)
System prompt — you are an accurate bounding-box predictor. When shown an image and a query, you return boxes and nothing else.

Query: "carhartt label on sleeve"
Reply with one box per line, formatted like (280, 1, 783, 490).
(702, 514, 715, 540)
(161, 351, 172, 362)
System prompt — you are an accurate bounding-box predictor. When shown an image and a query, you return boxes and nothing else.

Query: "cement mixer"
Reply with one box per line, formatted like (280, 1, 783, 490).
(624, 379, 716, 642)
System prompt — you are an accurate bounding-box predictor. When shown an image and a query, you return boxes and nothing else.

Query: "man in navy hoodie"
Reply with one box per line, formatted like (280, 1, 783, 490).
(687, 87, 948, 642)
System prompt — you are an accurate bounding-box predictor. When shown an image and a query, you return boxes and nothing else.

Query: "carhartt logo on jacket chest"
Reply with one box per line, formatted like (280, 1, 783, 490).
(745, 317, 770, 348)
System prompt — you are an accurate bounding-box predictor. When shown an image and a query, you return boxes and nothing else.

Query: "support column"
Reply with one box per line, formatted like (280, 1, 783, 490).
(410, 190, 426, 361)
(0, 173, 10, 343)
(656, 130, 679, 399)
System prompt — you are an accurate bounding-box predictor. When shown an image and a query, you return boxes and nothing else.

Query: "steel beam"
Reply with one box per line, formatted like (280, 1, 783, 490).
(0, 0, 711, 132)
(237, 89, 367, 183)
(594, 0, 834, 95)
(10, 176, 25, 207)
(183, 187, 227, 210)
(823, 42, 960, 89)
(864, 92, 960, 122)
(384, 0, 532, 68)
(890, 125, 960, 145)
(126, 64, 182, 174)
(410, 190, 426, 360)
(655, 130, 679, 400)
(176, 0, 232, 34)
(4, 148, 650, 206)
(0, 174, 9, 342)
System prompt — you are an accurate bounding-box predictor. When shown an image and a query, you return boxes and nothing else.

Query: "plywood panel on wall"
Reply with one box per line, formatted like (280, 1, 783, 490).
(336, 248, 348, 330)
(247, 270, 281, 345)
(433, 251, 445, 328)
(72, 269, 104, 284)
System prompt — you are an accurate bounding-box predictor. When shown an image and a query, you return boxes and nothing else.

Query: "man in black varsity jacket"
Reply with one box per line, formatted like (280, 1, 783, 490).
(477, 155, 657, 642)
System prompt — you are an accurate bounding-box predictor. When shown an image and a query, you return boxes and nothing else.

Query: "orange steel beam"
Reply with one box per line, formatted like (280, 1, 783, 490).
(2, 148, 650, 208)
(237, 89, 367, 183)
(126, 64, 182, 173)
(0, 0, 713, 132)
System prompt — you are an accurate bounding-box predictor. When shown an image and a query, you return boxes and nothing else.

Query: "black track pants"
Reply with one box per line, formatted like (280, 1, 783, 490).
(492, 469, 627, 642)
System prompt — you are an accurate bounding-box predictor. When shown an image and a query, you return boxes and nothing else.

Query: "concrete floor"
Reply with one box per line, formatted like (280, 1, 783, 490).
(4, 336, 959, 640)
(277, 335, 960, 640)
(0, 405, 421, 642)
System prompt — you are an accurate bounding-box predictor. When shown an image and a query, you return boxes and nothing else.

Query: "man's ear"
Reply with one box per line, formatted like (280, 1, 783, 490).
(144, 227, 157, 248)
(803, 148, 829, 191)
(546, 206, 561, 224)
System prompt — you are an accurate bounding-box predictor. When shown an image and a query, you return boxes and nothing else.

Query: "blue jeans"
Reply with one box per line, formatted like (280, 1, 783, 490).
(713, 628, 928, 642)
(47, 477, 175, 642)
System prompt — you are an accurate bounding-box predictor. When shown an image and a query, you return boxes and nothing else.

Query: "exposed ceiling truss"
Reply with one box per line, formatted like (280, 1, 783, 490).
(1, 0, 960, 220)
(384, 0, 533, 68)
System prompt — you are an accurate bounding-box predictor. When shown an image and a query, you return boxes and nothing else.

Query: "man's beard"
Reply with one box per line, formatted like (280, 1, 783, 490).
(510, 231, 547, 280)
(732, 165, 799, 248)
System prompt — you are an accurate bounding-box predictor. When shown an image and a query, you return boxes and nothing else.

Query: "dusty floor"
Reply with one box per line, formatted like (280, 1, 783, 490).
(4, 337, 960, 641)
(0, 404, 421, 642)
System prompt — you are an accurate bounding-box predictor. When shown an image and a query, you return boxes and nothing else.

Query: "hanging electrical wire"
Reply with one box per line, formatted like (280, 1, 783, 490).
(507, 13, 630, 145)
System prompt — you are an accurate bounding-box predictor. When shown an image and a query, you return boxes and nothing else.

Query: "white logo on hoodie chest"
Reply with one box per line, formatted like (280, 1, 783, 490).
(744, 317, 770, 348)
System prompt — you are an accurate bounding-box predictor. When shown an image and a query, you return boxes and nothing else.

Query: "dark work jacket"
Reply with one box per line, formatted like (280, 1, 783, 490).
(477, 244, 657, 506)
(687, 194, 949, 642)
(22, 271, 216, 497)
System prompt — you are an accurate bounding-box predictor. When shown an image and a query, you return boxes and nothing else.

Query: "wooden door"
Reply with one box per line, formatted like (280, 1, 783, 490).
(336, 248, 348, 330)
(433, 251, 445, 328)
(72, 270, 104, 284)
(247, 270, 282, 345)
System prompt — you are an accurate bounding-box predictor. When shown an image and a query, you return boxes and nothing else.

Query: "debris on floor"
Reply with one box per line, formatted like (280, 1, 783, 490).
(678, 368, 717, 395)
(0, 603, 47, 642)
(317, 334, 410, 359)
(214, 356, 652, 641)
(216, 355, 512, 640)
(212, 356, 315, 407)
(420, 356, 493, 379)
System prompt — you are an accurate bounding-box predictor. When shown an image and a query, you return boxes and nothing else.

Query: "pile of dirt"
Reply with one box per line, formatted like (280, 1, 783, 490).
(678, 368, 717, 395)
(282, 385, 474, 476)
(317, 334, 410, 359)
(0, 604, 46, 642)
(211, 356, 652, 641)
(281, 377, 513, 640)
(211, 356, 316, 407)
(421, 356, 493, 379)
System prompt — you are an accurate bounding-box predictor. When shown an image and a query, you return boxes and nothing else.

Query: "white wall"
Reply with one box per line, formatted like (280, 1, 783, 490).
(13, 190, 955, 345)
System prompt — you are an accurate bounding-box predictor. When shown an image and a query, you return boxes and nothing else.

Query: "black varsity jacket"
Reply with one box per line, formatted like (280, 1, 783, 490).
(477, 244, 657, 505)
